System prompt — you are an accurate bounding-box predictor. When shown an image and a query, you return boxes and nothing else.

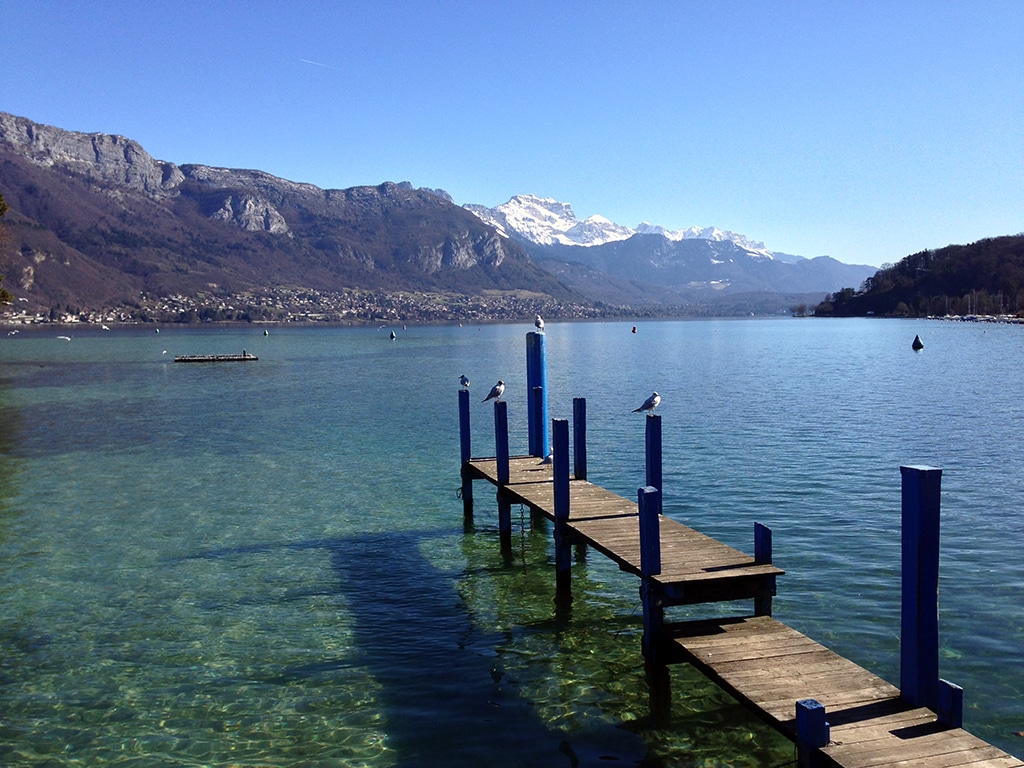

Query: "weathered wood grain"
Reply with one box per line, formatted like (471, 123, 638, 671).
(672, 615, 1024, 768)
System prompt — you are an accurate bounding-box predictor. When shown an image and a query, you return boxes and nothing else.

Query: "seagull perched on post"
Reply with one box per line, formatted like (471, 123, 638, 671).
(632, 391, 661, 414)
(535, 314, 544, 331)
(483, 380, 505, 403)
(460, 374, 470, 389)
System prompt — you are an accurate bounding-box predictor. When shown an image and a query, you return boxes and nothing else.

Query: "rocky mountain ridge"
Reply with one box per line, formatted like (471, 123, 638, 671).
(0, 112, 574, 316)
(1, 111, 876, 320)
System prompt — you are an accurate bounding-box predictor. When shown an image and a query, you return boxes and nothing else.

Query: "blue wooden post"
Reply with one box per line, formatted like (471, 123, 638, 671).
(572, 397, 587, 481)
(531, 386, 546, 455)
(638, 486, 662, 577)
(937, 679, 963, 729)
(458, 389, 473, 516)
(796, 699, 830, 767)
(645, 414, 663, 517)
(754, 522, 774, 616)
(900, 465, 942, 710)
(498, 493, 512, 553)
(640, 582, 664, 664)
(572, 397, 588, 561)
(552, 418, 571, 600)
(526, 331, 549, 457)
(639, 486, 664, 664)
(494, 401, 510, 486)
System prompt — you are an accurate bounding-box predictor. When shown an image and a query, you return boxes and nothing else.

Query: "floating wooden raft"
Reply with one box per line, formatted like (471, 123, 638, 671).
(173, 353, 258, 362)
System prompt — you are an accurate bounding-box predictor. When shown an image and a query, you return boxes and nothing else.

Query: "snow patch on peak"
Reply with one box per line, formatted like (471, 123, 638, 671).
(636, 221, 771, 256)
(467, 194, 634, 247)
(465, 195, 775, 256)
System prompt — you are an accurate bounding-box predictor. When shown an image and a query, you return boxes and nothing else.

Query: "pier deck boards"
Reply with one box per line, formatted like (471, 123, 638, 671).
(670, 615, 1024, 768)
(464, 453, 1024, 768)
(467, 456, 783, 594)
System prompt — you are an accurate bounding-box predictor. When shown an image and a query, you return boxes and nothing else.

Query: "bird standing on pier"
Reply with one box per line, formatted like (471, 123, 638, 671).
(483, 380, 505, 403)
(632, 391, 661, 414)
(535, 314, 544, 331)
(460, 374, 470, 389)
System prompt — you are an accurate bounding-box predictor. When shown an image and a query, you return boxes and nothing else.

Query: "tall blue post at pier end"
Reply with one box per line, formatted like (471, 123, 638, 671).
(526, 331, 549, 458)
(645, 415, 662, 490)
(900, 465, 942, 710)
(645, 414, 663, 516)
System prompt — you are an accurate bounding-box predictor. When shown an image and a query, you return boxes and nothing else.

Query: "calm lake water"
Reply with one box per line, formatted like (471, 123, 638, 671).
(0, 318, 1021, 766)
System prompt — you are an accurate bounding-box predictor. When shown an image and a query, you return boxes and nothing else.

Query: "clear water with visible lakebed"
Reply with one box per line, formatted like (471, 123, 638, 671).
(0, 318, 1021, 766)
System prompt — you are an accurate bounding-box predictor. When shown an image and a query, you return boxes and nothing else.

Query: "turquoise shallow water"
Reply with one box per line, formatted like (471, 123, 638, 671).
(0, 318, 1021, 766)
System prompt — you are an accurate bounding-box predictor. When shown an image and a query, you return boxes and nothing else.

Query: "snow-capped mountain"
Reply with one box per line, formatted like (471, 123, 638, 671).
(464, 195, 633, 247)
(464, 193, 877, 307)
(465, 194, 772, 256)
(634, 222, 771, 257)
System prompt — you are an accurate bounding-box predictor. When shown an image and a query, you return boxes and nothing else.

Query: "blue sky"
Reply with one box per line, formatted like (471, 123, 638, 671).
(2, 1, 1021, 267)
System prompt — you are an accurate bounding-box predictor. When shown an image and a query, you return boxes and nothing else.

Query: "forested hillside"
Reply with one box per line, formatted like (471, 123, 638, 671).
(815, 235, 1024, 317)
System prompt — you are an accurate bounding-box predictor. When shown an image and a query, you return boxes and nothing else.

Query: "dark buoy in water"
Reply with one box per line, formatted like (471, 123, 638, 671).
(631, 326, 637, 334)
(390, 330, 396, 340)
(264, 329, 269, 336)
(912, 334, 924, 351)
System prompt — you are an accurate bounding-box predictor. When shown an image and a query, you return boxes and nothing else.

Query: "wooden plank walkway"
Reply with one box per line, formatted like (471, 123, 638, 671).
(464, 454, 1024, 768)
(671, 615, 1024, 768)
(466, 456, 782, 603)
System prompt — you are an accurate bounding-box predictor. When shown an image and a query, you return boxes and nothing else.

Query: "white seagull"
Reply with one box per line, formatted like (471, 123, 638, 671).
(460, 374, 470, 389)
(632, 391, 661, 414)
(483, 380, 505, 403)
(535, 314, 544, 331)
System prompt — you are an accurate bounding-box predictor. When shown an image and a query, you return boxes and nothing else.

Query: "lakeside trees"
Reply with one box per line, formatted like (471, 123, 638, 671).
(815, 235, 1024, 317)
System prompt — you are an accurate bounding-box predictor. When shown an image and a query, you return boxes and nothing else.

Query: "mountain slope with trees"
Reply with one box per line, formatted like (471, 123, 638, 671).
(0, 112, 576, 318)
(815, 235, 1024, 317)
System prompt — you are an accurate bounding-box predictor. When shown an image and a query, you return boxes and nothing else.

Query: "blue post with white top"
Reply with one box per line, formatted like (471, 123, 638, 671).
(526, 331, 549, 458)
(458, 389, 473, 517)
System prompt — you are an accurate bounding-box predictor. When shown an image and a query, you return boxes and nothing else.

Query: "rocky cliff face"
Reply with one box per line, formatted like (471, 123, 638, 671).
(0, 112, 571, 310)
(209, 192, 291, 234)
(0, 112, 184, 195)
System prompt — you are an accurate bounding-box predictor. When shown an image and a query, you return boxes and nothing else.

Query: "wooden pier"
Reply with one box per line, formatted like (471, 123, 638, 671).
(456, 330, 1024, 768)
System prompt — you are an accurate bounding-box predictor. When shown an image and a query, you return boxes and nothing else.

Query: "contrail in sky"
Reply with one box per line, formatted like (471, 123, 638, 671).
(300, 58, 342, 71)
